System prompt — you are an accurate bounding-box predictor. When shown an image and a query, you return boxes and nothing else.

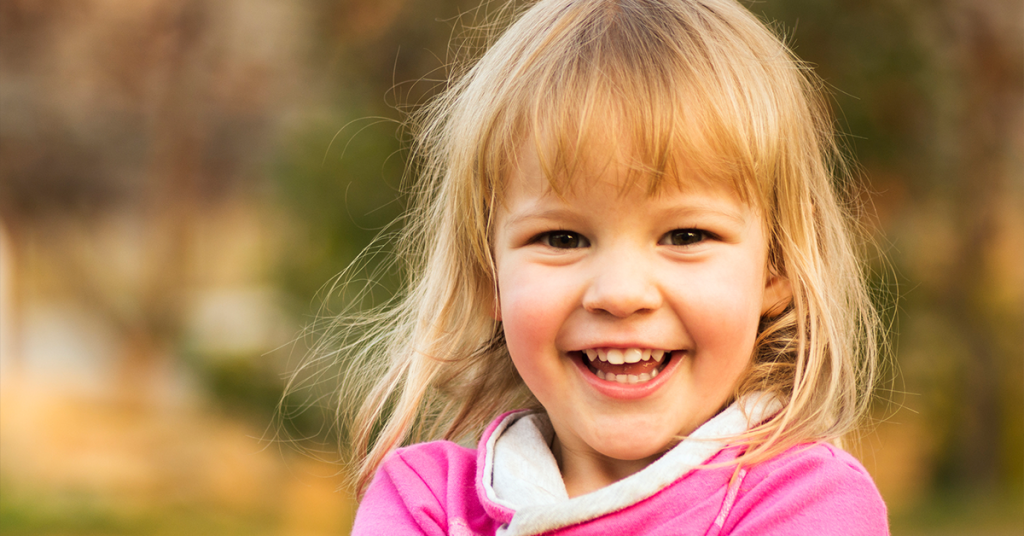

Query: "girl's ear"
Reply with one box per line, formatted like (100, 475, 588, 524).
(761, 272, 792, 317)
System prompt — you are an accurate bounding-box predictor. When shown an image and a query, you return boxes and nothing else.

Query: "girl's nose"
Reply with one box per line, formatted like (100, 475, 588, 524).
(581, 255, 662, 317)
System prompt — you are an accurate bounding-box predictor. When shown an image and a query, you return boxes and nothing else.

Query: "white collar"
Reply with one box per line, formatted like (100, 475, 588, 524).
(482, 394, 781, 536)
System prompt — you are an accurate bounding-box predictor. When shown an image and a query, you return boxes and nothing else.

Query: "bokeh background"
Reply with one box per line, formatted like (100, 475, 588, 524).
(0, 0, 1020, 534)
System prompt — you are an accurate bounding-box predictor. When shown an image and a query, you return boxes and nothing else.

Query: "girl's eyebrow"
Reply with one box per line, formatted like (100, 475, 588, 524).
(659, 203, 751, 225)
(502, 206, 581, 228)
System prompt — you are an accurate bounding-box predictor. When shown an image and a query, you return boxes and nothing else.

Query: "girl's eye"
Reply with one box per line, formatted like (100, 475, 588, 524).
(664, 229, 708, 246)
(541, 231, 589, 249)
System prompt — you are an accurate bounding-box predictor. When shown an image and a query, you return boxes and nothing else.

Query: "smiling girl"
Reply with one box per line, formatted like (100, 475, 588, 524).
(325, 0, 889, 533)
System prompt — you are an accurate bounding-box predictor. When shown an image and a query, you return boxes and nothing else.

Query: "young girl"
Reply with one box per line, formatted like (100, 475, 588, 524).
(329, 0, 889, 533)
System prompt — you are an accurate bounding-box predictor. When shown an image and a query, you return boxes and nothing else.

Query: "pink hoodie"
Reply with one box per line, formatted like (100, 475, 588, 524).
(353, 402, 889, 535)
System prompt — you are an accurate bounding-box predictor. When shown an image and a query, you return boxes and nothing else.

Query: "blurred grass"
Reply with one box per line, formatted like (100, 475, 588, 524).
(0, 485, 278, 536)
(889, 489, 1024, 536)
(0, 380, 356, 536)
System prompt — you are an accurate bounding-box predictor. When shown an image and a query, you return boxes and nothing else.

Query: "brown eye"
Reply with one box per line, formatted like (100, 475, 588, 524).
(667, 229, 706, 246)
(543, 231, 588, 249)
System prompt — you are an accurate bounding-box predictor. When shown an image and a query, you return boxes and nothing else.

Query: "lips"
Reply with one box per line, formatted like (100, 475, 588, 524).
(577, 347, 674, 385)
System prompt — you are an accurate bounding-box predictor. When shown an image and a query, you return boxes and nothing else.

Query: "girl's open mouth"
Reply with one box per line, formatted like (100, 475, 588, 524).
(574, 348, 675, 385)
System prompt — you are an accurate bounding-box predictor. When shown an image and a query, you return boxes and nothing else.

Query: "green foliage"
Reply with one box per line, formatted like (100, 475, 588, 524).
(0, 485, 277, 536)
(751, 0, 929, 170)
(271, 113, 408, 315)
(196, 353, 288, 421)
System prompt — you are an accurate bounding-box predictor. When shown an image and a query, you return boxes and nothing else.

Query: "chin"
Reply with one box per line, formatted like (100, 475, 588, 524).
(590, 429, 676, 462)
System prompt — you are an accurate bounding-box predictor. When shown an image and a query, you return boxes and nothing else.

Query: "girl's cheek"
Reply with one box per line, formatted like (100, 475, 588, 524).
(499, 266, 576, 365)
(502, 298, 559, 351)
(671, 272, 764, 342)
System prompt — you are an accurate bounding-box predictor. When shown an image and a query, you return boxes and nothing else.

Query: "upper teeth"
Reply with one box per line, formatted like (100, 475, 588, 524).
(584, 348, 666, 364)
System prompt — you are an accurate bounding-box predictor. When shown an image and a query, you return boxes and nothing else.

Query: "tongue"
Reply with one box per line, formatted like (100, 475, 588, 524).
(589, 358, 661, 376)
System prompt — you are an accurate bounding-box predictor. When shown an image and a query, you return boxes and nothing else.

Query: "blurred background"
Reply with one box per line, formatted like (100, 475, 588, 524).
(0, 0, 1020, 534)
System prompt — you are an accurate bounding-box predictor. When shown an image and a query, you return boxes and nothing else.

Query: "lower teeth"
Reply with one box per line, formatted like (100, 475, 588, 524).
(595, 368, 658, 384)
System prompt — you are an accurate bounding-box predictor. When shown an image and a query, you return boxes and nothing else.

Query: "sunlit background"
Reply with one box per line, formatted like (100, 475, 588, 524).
(0, 0, 1020, 534)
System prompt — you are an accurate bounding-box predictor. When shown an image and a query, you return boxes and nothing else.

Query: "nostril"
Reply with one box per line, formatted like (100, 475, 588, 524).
(582, 287, 661, 318)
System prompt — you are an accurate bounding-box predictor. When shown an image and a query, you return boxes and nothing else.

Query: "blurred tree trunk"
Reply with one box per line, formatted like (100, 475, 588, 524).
(933, 0, 1022, 490)
(113, 0, 208, 402)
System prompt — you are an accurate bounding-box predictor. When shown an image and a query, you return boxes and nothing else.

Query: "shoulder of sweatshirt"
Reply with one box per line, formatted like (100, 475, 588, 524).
(379, 440, 480, 508)
(720, 443, 890, 536)
(390, 440, 478, 478)
(353, 440, 497, 536)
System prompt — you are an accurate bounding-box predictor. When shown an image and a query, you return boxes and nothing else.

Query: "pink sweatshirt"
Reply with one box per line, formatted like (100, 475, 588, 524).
(353, 401, 889, 535)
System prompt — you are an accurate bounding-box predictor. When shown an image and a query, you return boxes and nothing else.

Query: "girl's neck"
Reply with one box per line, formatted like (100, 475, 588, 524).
(552, 435, 665, 498)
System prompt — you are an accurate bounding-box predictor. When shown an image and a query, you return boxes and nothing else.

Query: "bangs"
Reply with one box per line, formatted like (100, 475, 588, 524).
(471, 0, 794, 206)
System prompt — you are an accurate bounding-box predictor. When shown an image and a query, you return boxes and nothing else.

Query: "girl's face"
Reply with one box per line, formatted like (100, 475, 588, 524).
(492, 146, 789, 493)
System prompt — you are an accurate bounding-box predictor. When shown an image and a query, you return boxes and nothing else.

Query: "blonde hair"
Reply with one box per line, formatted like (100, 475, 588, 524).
(290, 0, 884, 494)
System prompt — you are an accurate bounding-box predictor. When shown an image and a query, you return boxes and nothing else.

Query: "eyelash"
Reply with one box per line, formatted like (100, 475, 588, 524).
(535, 229, 712, 249)
(661, 229, 711, 246)
(538, 230, 589, 249)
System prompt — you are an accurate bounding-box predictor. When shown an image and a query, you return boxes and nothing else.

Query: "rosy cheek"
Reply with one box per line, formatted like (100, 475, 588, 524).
(499, 273, 569, 382)
(500, 270, 566, 331)
(502, 304, 549, 356)
(499, 286, 542, 348)
(683, 280, 762, 349)
(502, 313, 559, 401)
